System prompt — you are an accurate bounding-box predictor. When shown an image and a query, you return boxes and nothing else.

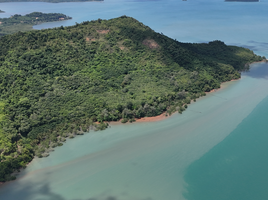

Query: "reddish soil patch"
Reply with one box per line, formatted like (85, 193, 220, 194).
(205, 78, 241, 94)
(206, 89, 217, 94)
(97, 30, 110, 34)
(86, 37, 96, 42)
(142, 39, 159, 49)
(108, 113, 170, 126)
(135, 113, 168, 122)
(119, 46, 125, 50)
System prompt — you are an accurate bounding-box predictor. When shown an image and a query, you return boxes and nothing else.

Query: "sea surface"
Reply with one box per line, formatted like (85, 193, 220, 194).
(0, 1, 268, 200)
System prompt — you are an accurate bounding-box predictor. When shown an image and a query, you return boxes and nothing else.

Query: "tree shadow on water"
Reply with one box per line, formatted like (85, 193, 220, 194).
(242, 62, 268, 79)
(0, 179, 153, 200)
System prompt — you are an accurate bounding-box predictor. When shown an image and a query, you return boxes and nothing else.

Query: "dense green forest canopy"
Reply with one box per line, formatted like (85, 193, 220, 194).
(0, 0, 103, 2)
(0, 12, 71, 36)
(0, 16, 264, 182)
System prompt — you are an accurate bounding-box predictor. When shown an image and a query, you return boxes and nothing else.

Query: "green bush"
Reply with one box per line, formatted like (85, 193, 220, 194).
(121, 118, 128, 123)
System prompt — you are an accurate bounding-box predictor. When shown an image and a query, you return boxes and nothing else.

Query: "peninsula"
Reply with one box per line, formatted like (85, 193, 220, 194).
(0, 16, 264, 182)
(0, 12, 71, 36)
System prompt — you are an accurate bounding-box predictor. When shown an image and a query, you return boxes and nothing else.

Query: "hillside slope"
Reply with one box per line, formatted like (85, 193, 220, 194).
(0, 16, 264, 181)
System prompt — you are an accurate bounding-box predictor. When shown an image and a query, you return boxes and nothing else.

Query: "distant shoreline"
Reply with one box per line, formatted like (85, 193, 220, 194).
(249, 59, 267, 65)
(0, 0, 103, 3)
(0, 12, 72, 37)
(225, 0, 259, 2)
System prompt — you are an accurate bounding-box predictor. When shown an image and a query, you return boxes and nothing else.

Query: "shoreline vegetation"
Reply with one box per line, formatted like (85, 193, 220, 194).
(0, 0, 103, 3)
(0, 12, 71, 37)
(110, 70, 261, 124)
(0, 68, 262, 187)
(0, 77, 236, 186)
(0, 16, 265, 182)
(125, 58, 267, 124)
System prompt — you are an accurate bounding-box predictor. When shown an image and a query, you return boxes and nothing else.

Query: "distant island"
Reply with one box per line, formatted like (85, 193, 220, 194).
(225, 0, 259, 2)
(0, 16, 265, 182)
(0, 12, 71, 36)
(0, 10, 5, 13)
(0, 0, 103, 3)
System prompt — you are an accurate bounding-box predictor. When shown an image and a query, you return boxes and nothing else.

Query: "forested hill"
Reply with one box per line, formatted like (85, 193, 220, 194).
(0, 12, 71, 36)
(0, 16, 264, 182)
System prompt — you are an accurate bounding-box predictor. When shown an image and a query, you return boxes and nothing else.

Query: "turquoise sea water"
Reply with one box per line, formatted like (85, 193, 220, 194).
(184, 92, 268, 200)
(1, 1, 268, 199)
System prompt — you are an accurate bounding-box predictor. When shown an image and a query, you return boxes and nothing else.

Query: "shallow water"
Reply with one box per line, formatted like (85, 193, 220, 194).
(1, 1, 268, 199)
(184, 71, 268, 200)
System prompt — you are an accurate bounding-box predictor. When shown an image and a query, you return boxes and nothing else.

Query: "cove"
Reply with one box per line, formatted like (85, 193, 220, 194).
(0, 62, 268, 200)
